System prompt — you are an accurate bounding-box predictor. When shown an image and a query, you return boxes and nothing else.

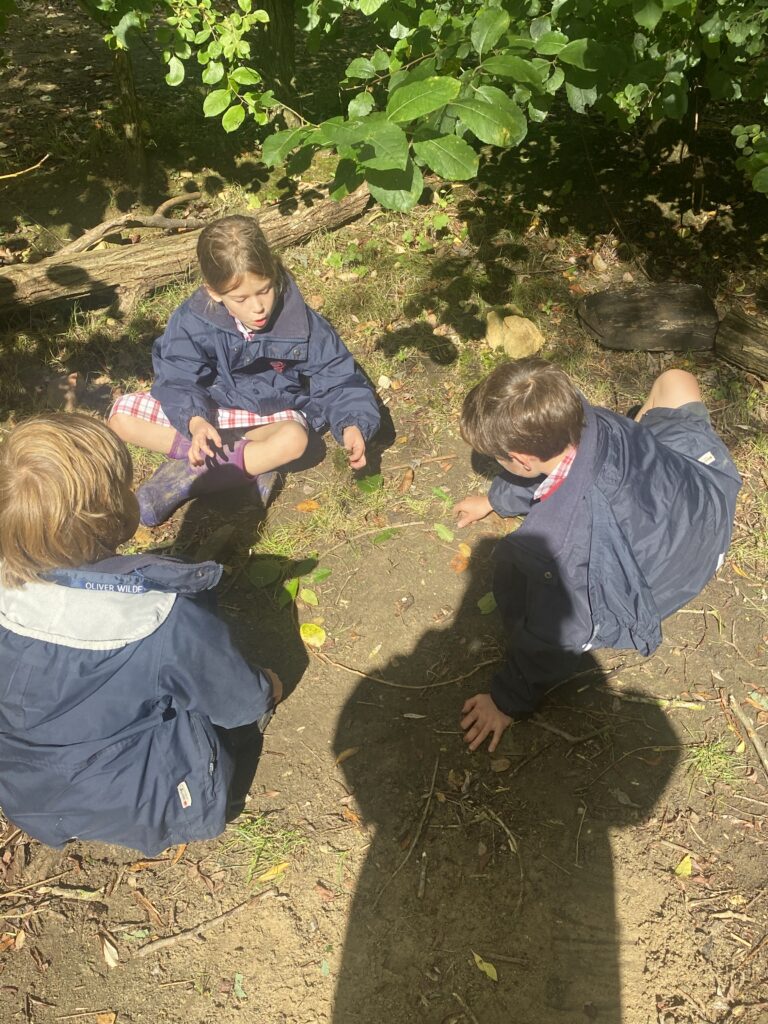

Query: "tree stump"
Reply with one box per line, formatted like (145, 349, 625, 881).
(0, 184, 371, 319)
(577, 283, 718, 351)
(715, 310, 768, 379)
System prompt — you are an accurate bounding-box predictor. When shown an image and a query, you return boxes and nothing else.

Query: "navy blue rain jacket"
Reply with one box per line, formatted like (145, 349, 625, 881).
(487, 402, 741, 716)
(150, 277, 381, 442)
(0, 555, 272, 855)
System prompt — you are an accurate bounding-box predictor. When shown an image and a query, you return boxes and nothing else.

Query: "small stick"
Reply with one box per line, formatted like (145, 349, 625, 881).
(56, 1013, 115, 1022)
(383, 453, 457, 472)
(154, 192, 202, 217)
(314, 651, 500, 691)
(135, 887, 277, 957)
(0, 871, 68, 900)
(373, 755, 439, 907)
(531, 718, 609, 745)
(475, 803, 524, 915)
(728, 695, 768, 781)
(0, 153, 50, 181)
(574, 801, 587, 868)
(603, 690, 706, 711)
(452, 991, 481, 1024)
(319, 521, 426, 561)
(417, 850, 428, 899)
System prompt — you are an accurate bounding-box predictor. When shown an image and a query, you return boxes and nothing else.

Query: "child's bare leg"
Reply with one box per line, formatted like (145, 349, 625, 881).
(636, 369, 702, 422)
(109, 413, 177, 455)
(241, 420, 308, 476)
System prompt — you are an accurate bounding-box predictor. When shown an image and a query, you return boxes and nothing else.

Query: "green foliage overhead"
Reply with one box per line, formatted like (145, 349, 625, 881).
(71, 1, 768, 204)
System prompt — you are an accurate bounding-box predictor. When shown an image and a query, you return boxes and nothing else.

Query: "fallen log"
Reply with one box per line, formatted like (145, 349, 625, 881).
(0, 183, 371, 319)
(715, 310, 768, 379)
(577, 282, 717, 351)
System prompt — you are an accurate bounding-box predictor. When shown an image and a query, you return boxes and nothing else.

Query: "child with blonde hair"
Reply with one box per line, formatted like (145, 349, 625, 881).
(110, 214, 380, 526)
(0, 414, 280, 854)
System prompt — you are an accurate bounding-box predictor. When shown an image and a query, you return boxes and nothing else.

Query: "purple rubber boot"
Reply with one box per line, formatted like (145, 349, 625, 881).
(250, 470, 279, 510)
(137, 442, 250, 527)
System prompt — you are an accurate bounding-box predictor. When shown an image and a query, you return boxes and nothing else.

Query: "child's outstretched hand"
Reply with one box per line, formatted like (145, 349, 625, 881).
(461, 693, 512, 753)
(343, 425, 367, 470)
(454, 494, 493, 528)
(188, 416, 223, 466)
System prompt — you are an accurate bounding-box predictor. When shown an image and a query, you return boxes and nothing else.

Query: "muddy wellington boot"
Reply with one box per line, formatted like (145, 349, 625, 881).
(137, 440, 266, 527)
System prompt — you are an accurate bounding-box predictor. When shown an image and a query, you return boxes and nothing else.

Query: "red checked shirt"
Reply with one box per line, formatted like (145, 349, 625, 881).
(533, 445, 577, 502)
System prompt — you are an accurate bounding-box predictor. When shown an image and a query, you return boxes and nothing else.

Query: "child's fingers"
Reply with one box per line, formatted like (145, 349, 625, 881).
(487, 728, 501, 754)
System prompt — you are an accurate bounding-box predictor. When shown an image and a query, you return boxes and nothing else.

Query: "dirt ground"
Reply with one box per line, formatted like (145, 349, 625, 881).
(1, 374, 767, 1024)
(2, 4, 768, 1024)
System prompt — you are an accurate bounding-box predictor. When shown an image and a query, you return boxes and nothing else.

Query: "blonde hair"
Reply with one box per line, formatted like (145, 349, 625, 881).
(0, 414, 136, 587)
(197, 215, 286, 295)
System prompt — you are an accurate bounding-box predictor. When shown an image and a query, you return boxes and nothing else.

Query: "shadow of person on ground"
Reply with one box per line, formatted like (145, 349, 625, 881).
(331, 535, 680, 1023)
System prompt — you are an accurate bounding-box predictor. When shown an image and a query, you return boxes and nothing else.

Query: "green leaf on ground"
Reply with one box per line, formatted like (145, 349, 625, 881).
(478, 592, 497, 614)
(233, 973, 247, 1000)
(372, 528, 396, 544)
(357, 473, 384, 494)
(246, 558, 283, 588)
(308, 567, 333, 584)
(674, 854, 693, 877)
(300, 587, 319, 606)
(278, 576, 300, 607)
(434, 523, 455, 542)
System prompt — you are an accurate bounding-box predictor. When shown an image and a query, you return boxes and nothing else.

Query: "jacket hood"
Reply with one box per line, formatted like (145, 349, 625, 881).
(0, 555, 222, 651)
(184, 275, 310, 342)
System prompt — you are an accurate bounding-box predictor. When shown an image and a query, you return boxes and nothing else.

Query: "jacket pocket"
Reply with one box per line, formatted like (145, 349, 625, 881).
(190, 714, 218, 802)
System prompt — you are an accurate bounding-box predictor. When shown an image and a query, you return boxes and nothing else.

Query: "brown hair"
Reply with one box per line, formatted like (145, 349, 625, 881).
(0, 414, 136, 587)
(197, 215, 286, 295)
(461, 358, 585, 461)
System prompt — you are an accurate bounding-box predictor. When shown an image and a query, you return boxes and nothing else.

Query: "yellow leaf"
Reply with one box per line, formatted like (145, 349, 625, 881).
(96, 1014, 117, 1024)
(472, 951, 498, 982)
(489, 757, 511, 773)
(735, 740, 746, 754)
(674, 854, 693, 878)
(255, 861, 289, 883)
(458, 542, 471, 557)
(295, 499, 320, 513)
(171, 843, 187, 865)
(335, 746, 360, 766)
(13, 929, 25, 950)
(300, 622, 327, 648)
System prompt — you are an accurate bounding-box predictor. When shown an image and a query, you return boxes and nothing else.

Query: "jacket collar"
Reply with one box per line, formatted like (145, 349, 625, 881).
(43, 554, 223, 595)
(185, 274, 310, 342)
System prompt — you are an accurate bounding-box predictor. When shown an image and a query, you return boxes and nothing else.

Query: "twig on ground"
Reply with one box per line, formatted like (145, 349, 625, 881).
(574, 801, 587, 868)
(737, 931, 767, 969)
(475, 803, 524, 915)
(57, 212, 209, 255)
(531, 717, 609, 745)
(452, 991, 481, 1024)
(728, 694, 768, 781)
(417, 850, 428, 899)
(56, 1012, 115, 1022)
(154, 192, 202, 217)
(0, 153, 50, 181)
(373, 755, 439, 908)
(581, 744, 687, 792)
(319, 521, 426, 561)
(602, 689, 706, 710)
(314, 651, 500, 690)
(0, 871, 68, 900)
(135, 888, 278, 957)
(383, 452, 457, 472)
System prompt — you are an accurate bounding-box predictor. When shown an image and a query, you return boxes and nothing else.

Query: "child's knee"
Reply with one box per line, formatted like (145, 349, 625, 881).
(282, 422, 309, 460)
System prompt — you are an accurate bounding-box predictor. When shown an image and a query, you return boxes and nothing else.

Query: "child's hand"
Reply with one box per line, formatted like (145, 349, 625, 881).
(188, 417, 222, 466)
(343, 425, 367, 469)
(461, 693, 512, 753)
(454, 494, 493, 528)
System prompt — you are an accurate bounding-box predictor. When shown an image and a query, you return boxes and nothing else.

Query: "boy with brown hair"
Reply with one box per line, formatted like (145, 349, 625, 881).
(0, 413, 280, 854)
(454, 358, 741, 753)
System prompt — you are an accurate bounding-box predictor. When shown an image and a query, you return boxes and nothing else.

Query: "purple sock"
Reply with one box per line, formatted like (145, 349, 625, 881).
(205, 438, 250, 475)
(169, 432, 191, 460)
